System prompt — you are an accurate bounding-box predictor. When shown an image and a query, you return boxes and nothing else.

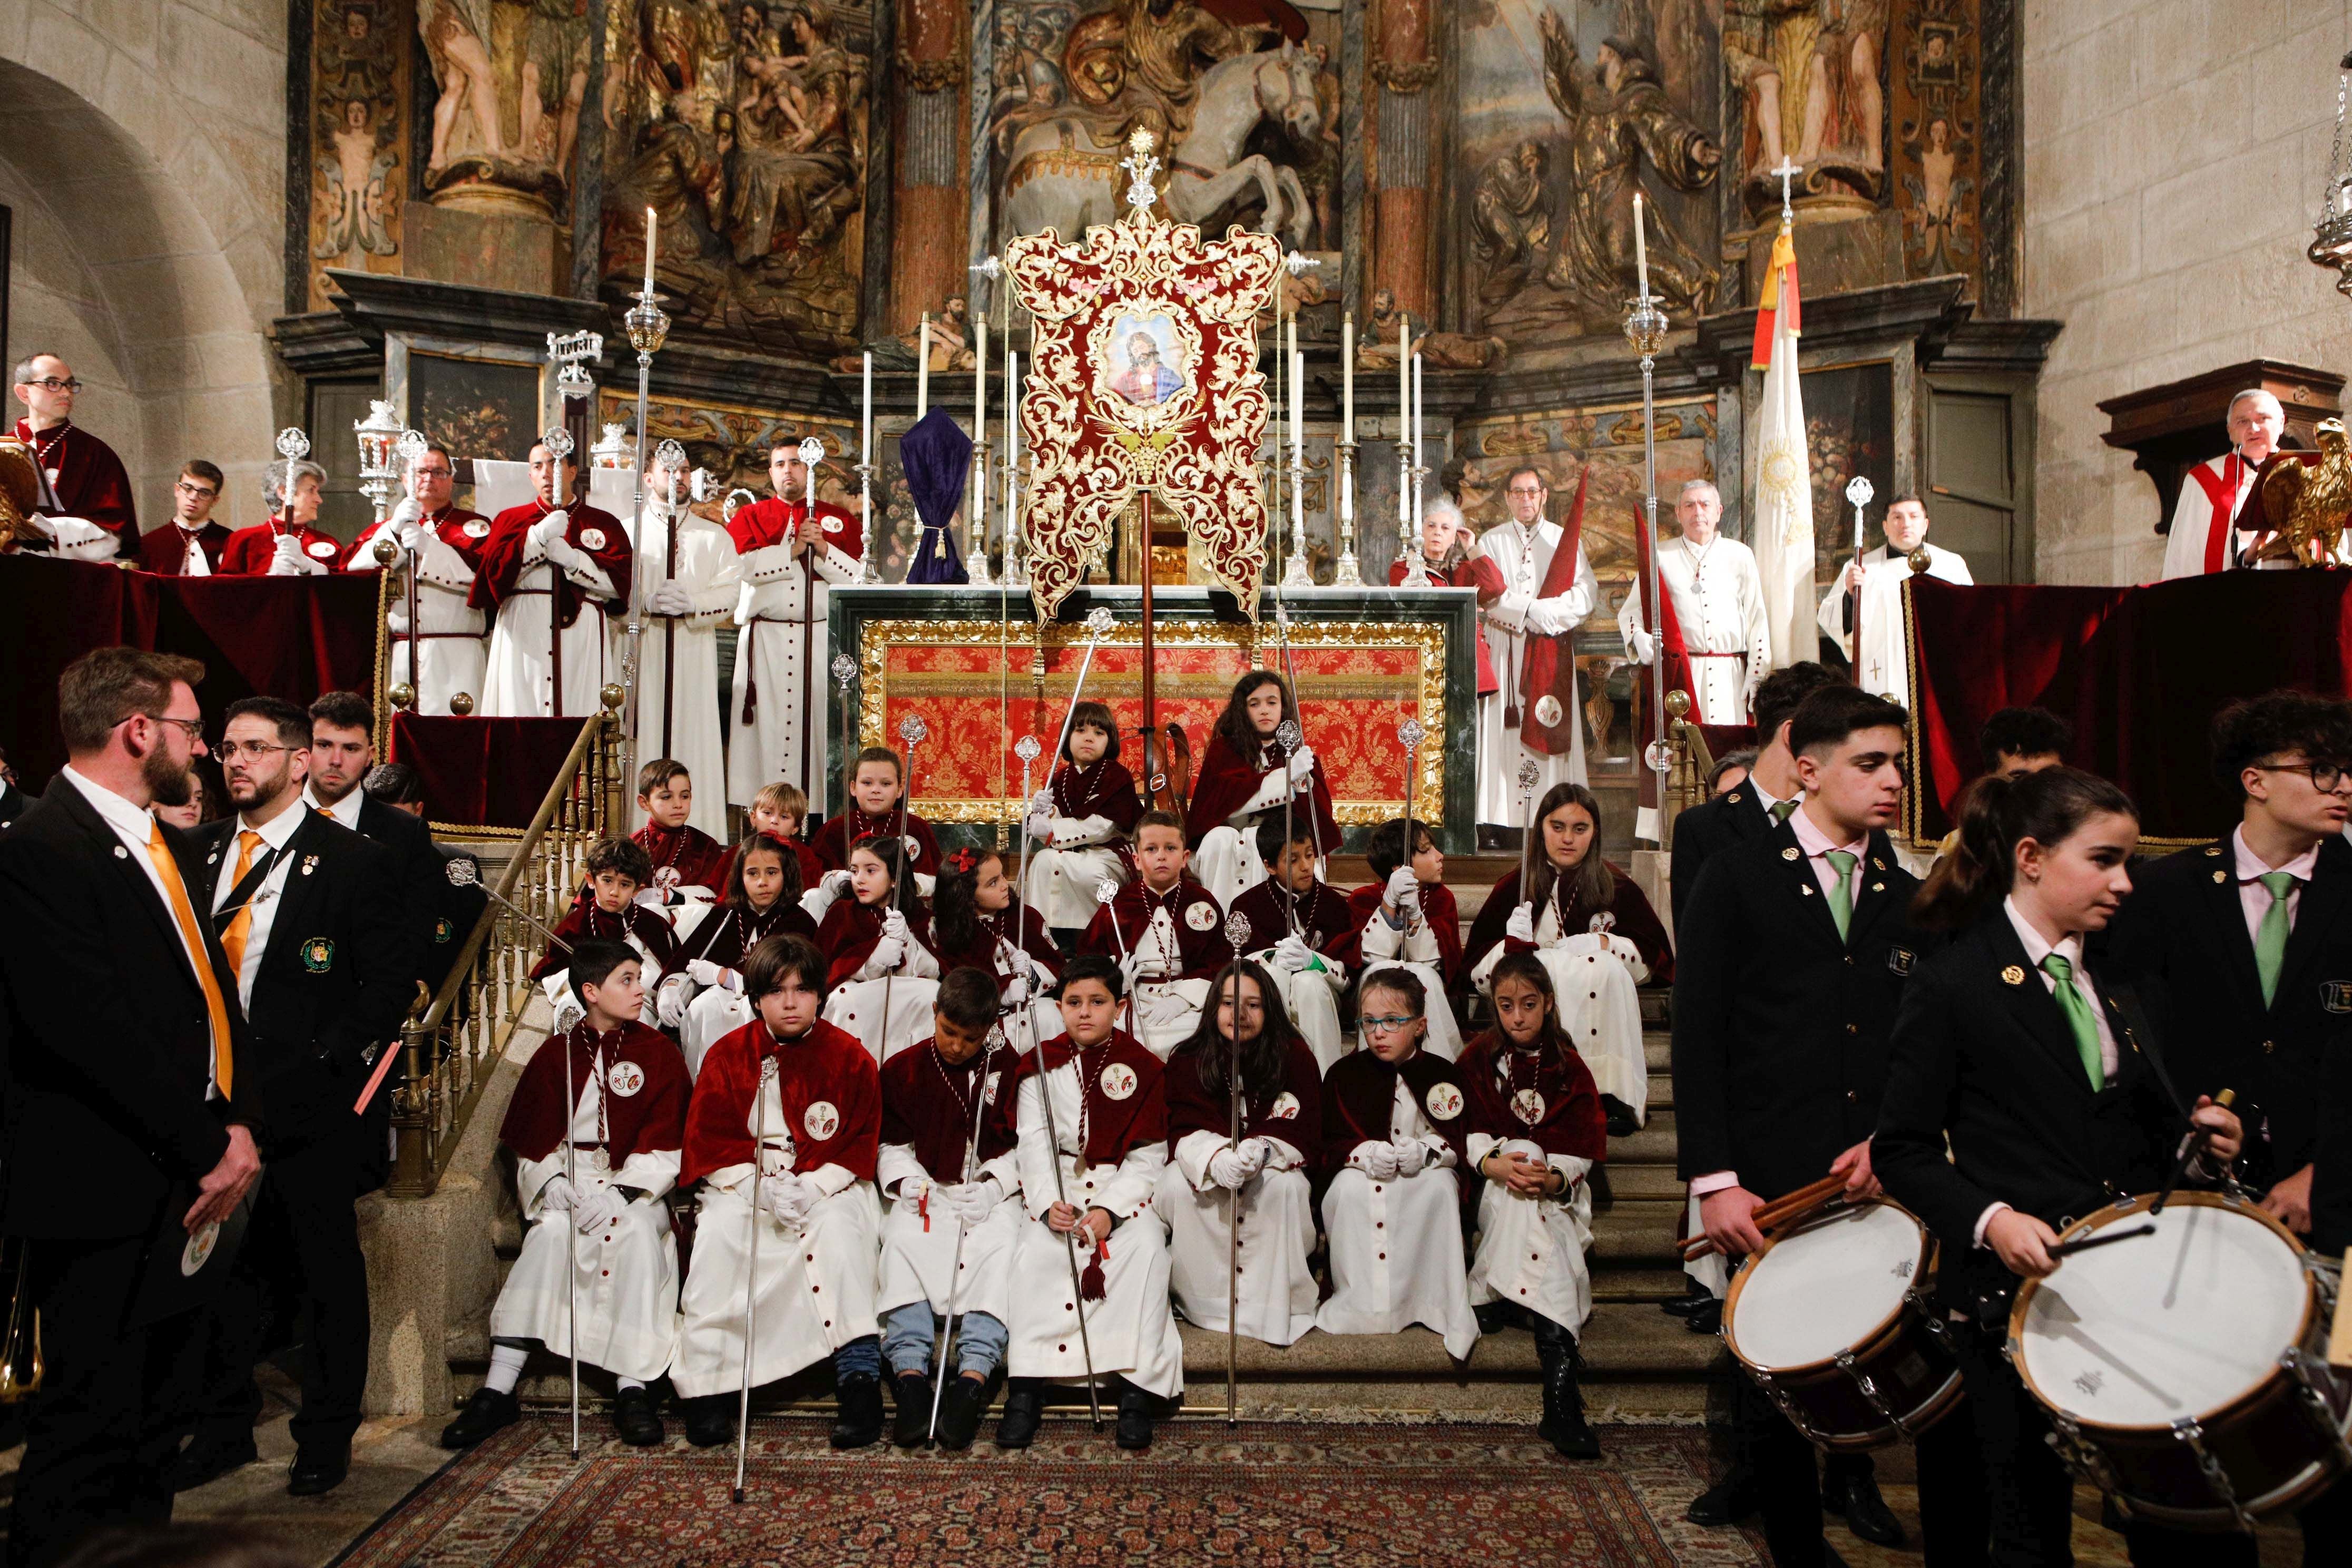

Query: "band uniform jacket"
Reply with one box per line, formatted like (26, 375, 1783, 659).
(1670, 818, 1928, 1201)
(341, 789, 450, 989)
(195, 810, 419, 1150)
(1666, 782, 1772, 930)
(0, 785, 256, 1238)
(2104, 835, 2352, 1190)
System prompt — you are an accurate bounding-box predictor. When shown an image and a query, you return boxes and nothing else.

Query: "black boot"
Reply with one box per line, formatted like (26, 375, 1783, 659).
(891, 1370, 935, 1448)
(1535, 1333, 1565, 1447)
(612, 1385, 665, 1447)
(1542, 1333, 1601, 1461)
(994, 1379, 1043, 1449)
(682, 1393, 738, 1448)
(1114, 1379, 1156, 1451)
(439, 1387, 521, 1450)
(172, 1422, 261, 1490)
(938, 1373, 991, 1451)
(831, 1373, 885, 1449)
(1685, 1465, 1761, 1526)
(1600, 1094, 1640, 1138)
(1825, 1453, 1905, 1546)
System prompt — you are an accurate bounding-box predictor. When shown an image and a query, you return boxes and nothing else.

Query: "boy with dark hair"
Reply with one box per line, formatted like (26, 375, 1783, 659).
(1668, 661, 1841, 928)
(1344, 816, 1465, 1060)
(443, 939, 689, 1449)
(633, 758, 728, 900)
(138, 458, 232, 575)
(875, 967, 1024, 1449)
(532, 838, 680, 1026)
(672, 933, 888, 1450)
(813, 745, 943, 881)
(1977, 706, 2072, 777)
(1229, 818, 1356, 1070)
(1079, 809, 1233, 1059)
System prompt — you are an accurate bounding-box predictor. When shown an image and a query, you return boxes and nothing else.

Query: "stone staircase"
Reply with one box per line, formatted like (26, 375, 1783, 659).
(443, 851, 1726, 1426)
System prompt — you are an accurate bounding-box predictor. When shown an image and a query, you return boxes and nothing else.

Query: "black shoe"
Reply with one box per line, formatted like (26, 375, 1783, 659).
(286, 1446, 349, 1496)
(1685, 1471, 1761, 1526)
(1659, 1287, 1716, 1318)
(439, 1386, 521, 1450)
(612, 1385, 665, 1447)
(170, 1426, 260, 1492)
(938, 1374, 989, 1451)
(1684, 1298, 1722, 1335)
(830, 1373, 884, 1449)
(994, 1380, 1043, 1449)
(891, 1370, 935, 1448)
(682, 1393, 737, 1448)
(1601, 1095, 1640, 1138)
(1826, 1460, 1905, 1547)
(1537, 1336, 1601, 1461)
(1114, 1381, 1155, 1451)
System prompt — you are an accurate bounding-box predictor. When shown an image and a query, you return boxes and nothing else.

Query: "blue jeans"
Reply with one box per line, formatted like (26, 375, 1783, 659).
(834, 1334, 882, 1382)
(879, 1301, 1008, 1378)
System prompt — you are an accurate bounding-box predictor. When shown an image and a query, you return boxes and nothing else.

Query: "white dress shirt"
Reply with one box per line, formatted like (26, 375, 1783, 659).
(306, 782, 366, 832)
(1790, 800, 1867, 908)
(211, 800, 311, 1011)
(2231, 824, 2316, 942)
(176, 524, 212, 576)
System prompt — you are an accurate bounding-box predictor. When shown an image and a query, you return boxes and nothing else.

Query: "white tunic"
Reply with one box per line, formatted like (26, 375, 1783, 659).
(1465, 1130, 1595, 1337)
(1240, 947, 1348, 1073)
(1315, 1079, 1479, 1358)
(1615, 534, 1771, 724)
(1475, 518, 1599, 826)
(1003, 1064, 1185, 1398)
(352, 513, 487, 714)
(2160, 453, 2262, 581)
(481, 546, 622, 719)
(1815, 542, 1974, 709)
(1022, 816, 1131, 930)
(490, 1066, 682, 1381)
(1353, 898, 1463, 1061)
(1469, 918, 1650, 1118)
(728, 528, 861, 811)
(628, 504, 744, 841)
(875, 1087, 1025, 1325)
(669, 1066, 882, 1399)
(821, 932, 943, 1065)
(1154, 1125, 1318, 1347)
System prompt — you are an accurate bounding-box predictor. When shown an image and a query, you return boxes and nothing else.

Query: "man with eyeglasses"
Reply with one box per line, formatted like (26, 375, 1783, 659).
(9, 351, 136, 558)
(341, 443, 488, 712)
(472, 440, 633, 718)
(1474, 465, 1599, 841)
(219, 453, 344, 577)
(136, 461, 233, 576)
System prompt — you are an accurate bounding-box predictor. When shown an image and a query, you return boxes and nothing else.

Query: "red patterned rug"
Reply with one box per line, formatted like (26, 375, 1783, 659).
(336, 1416, 1762, 1567)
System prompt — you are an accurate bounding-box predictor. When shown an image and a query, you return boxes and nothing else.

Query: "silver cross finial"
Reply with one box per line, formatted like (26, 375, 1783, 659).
(542, 426, 575, 459)
(275, 427, 311, 461)
(797, 435, 826, 466)
(1770, 158, 1802, 223)
(1397, 718, 1426, 750)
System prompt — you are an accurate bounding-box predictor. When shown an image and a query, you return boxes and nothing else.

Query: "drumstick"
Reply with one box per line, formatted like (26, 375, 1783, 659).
(2046, 1223, 2154, 1261)
(2329, 1248, 2352, 1368)
(1680, 1172, 1849, 1260)
(2150, 1088, 2233, 1216)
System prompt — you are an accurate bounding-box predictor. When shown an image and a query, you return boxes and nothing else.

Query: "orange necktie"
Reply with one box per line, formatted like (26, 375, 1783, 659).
(218, 830, 264, 981)
(148, 820, 235, 1098)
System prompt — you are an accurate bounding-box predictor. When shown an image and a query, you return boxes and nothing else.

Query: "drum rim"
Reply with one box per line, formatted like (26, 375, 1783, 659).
(1723, 1195, 1935, 1377)
(2007, 1189, 2315, 1437)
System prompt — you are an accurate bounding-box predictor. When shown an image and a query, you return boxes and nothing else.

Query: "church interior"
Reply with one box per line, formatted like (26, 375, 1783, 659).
(3, 1, 2351, 1565)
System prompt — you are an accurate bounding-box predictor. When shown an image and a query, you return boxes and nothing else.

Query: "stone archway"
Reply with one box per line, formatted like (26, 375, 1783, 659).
(0, 0, 286, 535)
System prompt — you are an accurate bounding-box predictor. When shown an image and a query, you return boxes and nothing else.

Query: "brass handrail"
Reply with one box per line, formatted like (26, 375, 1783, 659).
(384, 705, 625, 1196)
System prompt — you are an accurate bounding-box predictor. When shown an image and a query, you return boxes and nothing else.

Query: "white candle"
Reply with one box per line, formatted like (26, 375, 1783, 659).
(916, 313, 930, 420)
(1004, 352, 1021, 563)
(1291, 348, 1304, 535)
(1412, 351, 1424, 535)
(860, 351, 873, 465)
(1341, 311, 1354, 446)
(1287, 320, 1300, 446)
(643, 207, 656, 293)
(1632, 192, 1649, 299)
(1398, 315, 1409, 440)
(974, 313, 987, 450)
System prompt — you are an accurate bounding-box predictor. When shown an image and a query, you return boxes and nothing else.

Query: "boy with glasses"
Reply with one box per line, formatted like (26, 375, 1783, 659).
(137, 462, 232, 575)
(10, 351, 136, 554)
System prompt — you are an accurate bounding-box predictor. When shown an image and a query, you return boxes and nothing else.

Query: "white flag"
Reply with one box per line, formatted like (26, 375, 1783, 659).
(1750, 226, 1814, 669)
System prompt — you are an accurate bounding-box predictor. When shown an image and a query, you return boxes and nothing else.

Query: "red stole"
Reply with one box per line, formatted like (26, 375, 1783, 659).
(499, 1022, 688, 1164)
(683, 1018, 880, 1184)
(666, 897, 816, 977)
(812, 806, 943, 877)
(345, 506, 489, 572)
(934, 900, 1060, 987)
(1520, 466, 1590, 754)
(1010, 1030, 1167, 1168)
(1079, 877, 1233, 980)
(1046, 758, 1143, 836)
(469, 498, 634, 624)
(13, 418, 135, 536)
(727, 495, 864, 565)
(136, 522, 231, 575)
(1462, 862, 1673, 984)
(529, 894, 681, 979)
(1389, 554, 1505, 693)
(1229, 876, 1356, 957)
(219, 518, 344, 574)
(633, 821, 729, 896)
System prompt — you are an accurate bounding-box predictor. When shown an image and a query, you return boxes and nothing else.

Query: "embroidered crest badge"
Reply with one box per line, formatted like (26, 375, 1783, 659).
(803, 1100, 840, 1141)
(607, 1060, 645, 1098)
(1184, 901, 1217, 932)
(1100, 1062, 1139, 1101)
(1269, 1091, 1301, 1120)
(301, 937, 334, 972)
(1424, 1082, 1464, 1122)
(579, 527, 606, 551)
(1511, 1087, 1546, 1125)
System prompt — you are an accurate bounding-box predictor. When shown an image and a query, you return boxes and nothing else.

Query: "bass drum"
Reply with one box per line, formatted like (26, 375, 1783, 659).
(2010, 1191, 2352, 1531)
(1722, 1197, 1965, 1451)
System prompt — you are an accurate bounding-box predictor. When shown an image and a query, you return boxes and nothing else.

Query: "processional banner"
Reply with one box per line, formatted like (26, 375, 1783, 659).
(1003, 131, 1283, 620)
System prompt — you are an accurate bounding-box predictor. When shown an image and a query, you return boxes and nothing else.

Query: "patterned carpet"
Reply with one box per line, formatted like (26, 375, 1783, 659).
(335, 1415, 1767, 1568)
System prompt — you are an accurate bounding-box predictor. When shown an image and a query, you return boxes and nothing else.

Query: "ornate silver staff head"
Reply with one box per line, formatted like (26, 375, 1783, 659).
(797, 435, 826, 467)
(898, 713, 929, 750)
(1224, 910, 1253, 951)
(1084, 605, 1118, 638)
(1845, 475, 1876, 511)
(723, 487, 758, 524)
(831, 653, 856, 688)
(690, 468, 716, 503)
(1283, 252, 1322, 278)
(1095, 877, 1121, 907)
(275, 427, 312, 461)
(969, 256, 1004, 282)
(1397, 718, 1426, 751)
(541, 426, 575, 460)
(1014, 735, 1042, 765)
(1517, 758, 1541, 794)
(1276, 719, 1301, 752)
(396, 428, 430, 465)
(445, 857, 481, 889)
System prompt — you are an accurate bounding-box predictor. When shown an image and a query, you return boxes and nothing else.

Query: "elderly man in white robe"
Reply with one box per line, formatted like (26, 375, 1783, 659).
(1475, 465, 1600, 834)
(1618, 479, 1770, 724)
(2161, 388, 2284, 581)
(348, 445, 488, 714)
(1816, 493, 1972, 708)
(629, 451, 743, 840)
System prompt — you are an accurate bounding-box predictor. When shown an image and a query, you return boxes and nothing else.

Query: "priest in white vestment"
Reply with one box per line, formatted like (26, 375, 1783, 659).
(727, 442, 864, 811)
(346, 445, 488, 714)
(1816, 493, 1972, 709)
(629, 456, 743, 840)
(1617, 479, 1770, 724)
(475, 443, 633, 718)
(1476, 466, 1599, 829)
(2160, 389, 2281, 581)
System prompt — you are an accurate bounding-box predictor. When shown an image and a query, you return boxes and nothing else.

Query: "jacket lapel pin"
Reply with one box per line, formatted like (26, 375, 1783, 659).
(1871, 881, 1885, 893)
(2001, 964, 2026, 985)
(1781, 847, 1799, 861)
(301, 855, 319, 876)
(2212, 870, 2227, 885)
(114, 845, 129, 859)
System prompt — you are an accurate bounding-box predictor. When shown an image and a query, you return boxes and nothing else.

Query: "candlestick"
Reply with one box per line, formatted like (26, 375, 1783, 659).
(971, 312, 989, 584)
(643, 207, 656, 294)
(1005, 351, 1024, 587)
(916, 313, 930, 419)
(1283, 345, 1310, 587)
(1334, 434, 1360, 586)
(1412, 350, 1424, 535)
(1341, 311, 1354, 445)
(1633, 193, 1649, 301)
(860, 351, 873, 467)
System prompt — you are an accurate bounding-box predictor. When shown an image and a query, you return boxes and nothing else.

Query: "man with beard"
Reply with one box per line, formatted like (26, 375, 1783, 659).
(173, 697, 415, 1499)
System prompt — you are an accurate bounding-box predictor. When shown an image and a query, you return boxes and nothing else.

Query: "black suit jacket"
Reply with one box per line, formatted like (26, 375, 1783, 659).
(1670, 817, 1930, 1200)
(1668, 782, 1772, 929)
(2104, 834, 2352, 1188)
(0, 782, 254, 1239)
(1876, 908, 2194, 1310)
(197, 809, 418, 1148)
(338, 791, 448, 987)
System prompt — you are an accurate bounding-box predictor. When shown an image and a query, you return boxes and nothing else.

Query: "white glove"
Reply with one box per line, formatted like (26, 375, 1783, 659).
(946, 1179, 998, 1222)
(688, 958, 729, 988)
(1287, 744, 1317, 785)
(573, 1185, 628, 1234)
(387, 606, 410, 636)
(1384, 865, 1420, 910)
(1025, 807, 1054, 842)
(1626, 625, 1657, 664)
(1273, 933, 1315, 974)
(393, 517, 429, 555)
(649, 583, 693, 616)
(550, 991, 585, 1035)
(1392, 1140, 1430, 1178)
(1524, 599, 1568, 637)
(1237, 1138, 1271, 1177)
(757, 1173, 814, 1223)
(1359, 1142, 1401, 1181)
(633, 886, 670, 910)
(1207, 1146, 1251, 1190)
(267, 535, 310, 577)
(881, 907, 910, 942)
(527, 511, 570, 554)
(823, 869, 854, 900)
(1003, 971, 1032, 1009)
(1506, 902, 1537, 945)
(26, 513, 60, 540)
(543, 530, 587, 573)
(538, 1173, 578, 1212)
(389, 494, 425, 530)
(1028, 789, 1054, 817)
(868, 934, 906, 974)
(896, 1174, 935, 1208)
(655, 975, 690, 1027)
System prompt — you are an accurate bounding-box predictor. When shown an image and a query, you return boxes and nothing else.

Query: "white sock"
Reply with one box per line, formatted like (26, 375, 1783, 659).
(485, 1343, 530, 1395)
(616, 1376, 645, 1392)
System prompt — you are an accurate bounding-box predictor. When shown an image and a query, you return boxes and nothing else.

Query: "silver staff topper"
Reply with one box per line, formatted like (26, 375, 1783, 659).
(1095, 877, 1122, 907)
(1845, 475, 1876, 511)
(1397, 718, 1427, 751)
(899, 713, 928, 748)
(275, 427, 311, 461)
(1014, 734, 1042, 765)
(1517, 758, 1541, 792)
(1276, 719, 1301, 752)
(831, 653, 856, 688)
(1084, 605, 1117, 637)
(1224, 909, 1253, 952)
(542, 426, 575, 460)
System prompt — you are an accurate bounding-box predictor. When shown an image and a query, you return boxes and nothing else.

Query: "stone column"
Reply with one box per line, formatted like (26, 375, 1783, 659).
(1370, 0, 1437, 318)
(891, 0, 969, 334)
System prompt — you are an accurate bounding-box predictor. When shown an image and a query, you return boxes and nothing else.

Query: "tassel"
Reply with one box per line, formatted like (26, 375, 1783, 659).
(1080, 1235, 1109, 1302)
(919, 1185, 930, 1233)
(741, 678, 758, 726)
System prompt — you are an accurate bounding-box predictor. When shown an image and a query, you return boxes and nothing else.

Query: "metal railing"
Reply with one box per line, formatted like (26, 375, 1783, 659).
(383, 702, 625, 1197)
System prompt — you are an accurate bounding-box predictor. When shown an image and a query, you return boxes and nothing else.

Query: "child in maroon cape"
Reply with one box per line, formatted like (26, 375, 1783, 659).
(1183, 670, 1339, 907)
(932, 845, 1061, 1041)
(1079, 810, 1233, 1059)
(1227, 818, 1357, 1072)
(656, 831, 818, 1076)
(533, 838, 681, 1027)
(813, 746, 943, 885)
(632, 758, 728, 901)
(816, 835, 942, 1061)
(1340, 816, 1466, 1060)
(1021, 700, 1142, 942)
(714, 781, 825, 892)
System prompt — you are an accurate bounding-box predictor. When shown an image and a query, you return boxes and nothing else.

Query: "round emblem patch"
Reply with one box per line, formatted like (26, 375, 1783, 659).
(300, 937, 335, 973)
(803, 1100, 840, 1140)
(1424, 1082, 1464, 1122)
(1534, 694, 1563, 727)
(579, 527, 606, 551)
(1100, 1062, 1139, 1101)
(1587, 910, 1617, 935)
(464, 517, 491, 538)
(182, 1219, 220, 1278)
(653, 865, 683, 893)
(983, 1070, 1003, 1106)
(1512, 1087, 1546, 1125)
(306, 538, 336, 559)
(822, 514, 844, 534)
(1269, 1091, 1301, 1121)
(904, 834, 922, 860)
(1183, 901, 1216, 932)
(608, 1060, 645, 1098)
(434, 916, 454, 944)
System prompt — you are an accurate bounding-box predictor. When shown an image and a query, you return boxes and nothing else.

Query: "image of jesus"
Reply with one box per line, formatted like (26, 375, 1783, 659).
(1110, 329, 1184, 407)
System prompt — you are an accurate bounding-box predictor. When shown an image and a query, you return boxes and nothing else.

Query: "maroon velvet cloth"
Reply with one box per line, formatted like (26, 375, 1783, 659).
(387, 714, 584, 830)
(0, 556, 378, 790)
(1907, 573, 2352, 840)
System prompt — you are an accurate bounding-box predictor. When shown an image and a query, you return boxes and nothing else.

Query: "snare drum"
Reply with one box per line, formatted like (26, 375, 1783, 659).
(2011, 1191, 2352, 1531)
(1722, 1198, 1965, 1451)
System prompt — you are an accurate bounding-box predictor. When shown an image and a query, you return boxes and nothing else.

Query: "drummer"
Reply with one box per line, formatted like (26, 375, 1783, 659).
(1879, 766, 2246, 1566)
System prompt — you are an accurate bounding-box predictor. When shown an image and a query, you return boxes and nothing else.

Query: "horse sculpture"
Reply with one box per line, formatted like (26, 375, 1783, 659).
(1002, 43, 1323, 247)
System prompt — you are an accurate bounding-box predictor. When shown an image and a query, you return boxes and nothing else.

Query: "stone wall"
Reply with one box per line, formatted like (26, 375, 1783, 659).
(0, 0, 287, 534)
(2024, 0, 2351, 584)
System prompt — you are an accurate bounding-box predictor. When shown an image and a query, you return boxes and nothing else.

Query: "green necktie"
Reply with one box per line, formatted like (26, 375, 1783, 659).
(2255, 870, 2296, 1006)
(1770, 799, 1798, 825)
(1823, 849, 1857, 940)
(2040, 952, 2106, 1091)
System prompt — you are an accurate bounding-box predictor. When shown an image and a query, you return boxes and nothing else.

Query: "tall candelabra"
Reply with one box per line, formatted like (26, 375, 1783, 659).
(621, 287, 671, 787)
(1334, 436, 1361, 585)
(1624, 288, 1673, 791)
